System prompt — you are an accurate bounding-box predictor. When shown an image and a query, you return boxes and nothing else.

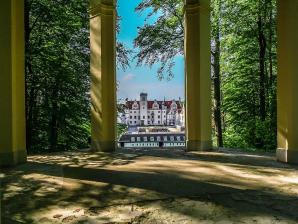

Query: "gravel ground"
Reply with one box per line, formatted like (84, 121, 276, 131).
(1, 148, 298, 223)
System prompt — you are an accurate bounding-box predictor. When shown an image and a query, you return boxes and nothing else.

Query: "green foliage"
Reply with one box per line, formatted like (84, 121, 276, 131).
(25, 0, 90, 152)
(134, 0, 184, 80)
(117, 123, 128, 139)
(25, 0, 130, 152)
(220, 0, 277, 150)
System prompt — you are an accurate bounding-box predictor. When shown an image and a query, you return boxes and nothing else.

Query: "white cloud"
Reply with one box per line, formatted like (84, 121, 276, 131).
(122, 73, 136, 81)
(117, 81, 185, 101)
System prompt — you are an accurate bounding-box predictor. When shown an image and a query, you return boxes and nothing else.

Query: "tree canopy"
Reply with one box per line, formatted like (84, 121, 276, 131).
(134, 0, 184, 80)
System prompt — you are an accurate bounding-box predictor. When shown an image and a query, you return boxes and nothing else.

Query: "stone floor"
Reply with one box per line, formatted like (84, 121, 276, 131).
(1, 148, 298, 224)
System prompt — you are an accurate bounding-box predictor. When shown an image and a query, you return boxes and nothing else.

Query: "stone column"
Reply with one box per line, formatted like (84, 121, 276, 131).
(0, 0, 27, 166)
(90, 0, 117, 152)
(277, 0, 298, 164)
(185, 0, 212, 151)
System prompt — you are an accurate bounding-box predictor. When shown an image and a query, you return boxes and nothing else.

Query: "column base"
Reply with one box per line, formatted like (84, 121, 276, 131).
(277, 148, 298, 164)
(186, 140, 213, 152)
(0, 149, 27, 167)
(91, 140, 116, 152)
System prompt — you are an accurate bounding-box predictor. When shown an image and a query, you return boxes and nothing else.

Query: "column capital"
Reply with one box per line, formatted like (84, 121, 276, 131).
(89, 1, 116, 18)
(184, 1, 211, 15)
(90, 0, 115, 7)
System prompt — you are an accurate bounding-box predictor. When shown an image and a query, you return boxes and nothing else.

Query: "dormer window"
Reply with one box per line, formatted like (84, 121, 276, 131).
(171, 102, 177, 110)
(152, 101, 159, 110)
(132, 101, 139, 110)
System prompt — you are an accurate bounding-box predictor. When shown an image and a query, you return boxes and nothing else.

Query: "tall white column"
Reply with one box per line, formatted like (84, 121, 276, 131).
(90, 0, 117, 152)
(0, 0, 27, 166)
(185, 0, 212, 151)
(276, 0, 298, 164)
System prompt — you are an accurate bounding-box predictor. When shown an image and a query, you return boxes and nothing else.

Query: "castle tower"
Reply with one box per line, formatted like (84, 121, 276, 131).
(140, 93, 148, 126)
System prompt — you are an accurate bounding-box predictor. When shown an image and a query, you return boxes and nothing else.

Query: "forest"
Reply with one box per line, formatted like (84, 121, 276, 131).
(25, 0, 277, 152)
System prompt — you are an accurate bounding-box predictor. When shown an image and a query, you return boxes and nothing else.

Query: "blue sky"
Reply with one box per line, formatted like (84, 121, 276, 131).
(117, 0, 185, 101)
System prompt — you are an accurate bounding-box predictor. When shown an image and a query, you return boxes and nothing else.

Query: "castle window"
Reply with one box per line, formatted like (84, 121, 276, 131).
(163, 136, 168, 141)
(170, 136, 175, 141)
(157, 136, 161, 141)
(150, 137, 154, 141)
(143, 137, 148, 142)
(131, 137, 135, 142)
(137, 137, 141, 142)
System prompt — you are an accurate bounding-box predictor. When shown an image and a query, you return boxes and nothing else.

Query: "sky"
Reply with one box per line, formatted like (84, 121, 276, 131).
(116, 0, 185, 102)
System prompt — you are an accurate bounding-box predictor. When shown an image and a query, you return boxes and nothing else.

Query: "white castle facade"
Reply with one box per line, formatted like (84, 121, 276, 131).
(123, 93, 185, 127)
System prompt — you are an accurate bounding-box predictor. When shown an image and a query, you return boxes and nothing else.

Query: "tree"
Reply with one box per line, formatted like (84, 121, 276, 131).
(220, 0, 277, 149)
(134, 0, 184, 80)
(211, 0, 224, 147)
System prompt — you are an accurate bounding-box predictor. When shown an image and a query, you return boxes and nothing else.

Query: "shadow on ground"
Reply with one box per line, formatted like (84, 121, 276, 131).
(1, 148, 298, 223)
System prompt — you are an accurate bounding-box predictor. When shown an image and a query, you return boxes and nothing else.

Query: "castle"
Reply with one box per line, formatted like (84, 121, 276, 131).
(122, 93, 185, 127)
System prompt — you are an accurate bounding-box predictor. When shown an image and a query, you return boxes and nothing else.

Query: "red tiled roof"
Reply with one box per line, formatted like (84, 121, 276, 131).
(125, 101, 136, 109)
(126, 100, 182, 110)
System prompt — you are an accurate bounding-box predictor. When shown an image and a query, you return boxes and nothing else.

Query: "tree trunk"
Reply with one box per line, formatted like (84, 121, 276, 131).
(212, 0, 223, 147)
(49, 87, 59, 150)
(258, 15, 267, 121)
(267, 0, 277, 134)
(213, 36, 223, 147)
(25, 0, 33, 150)
(25, 63, 36, 150)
